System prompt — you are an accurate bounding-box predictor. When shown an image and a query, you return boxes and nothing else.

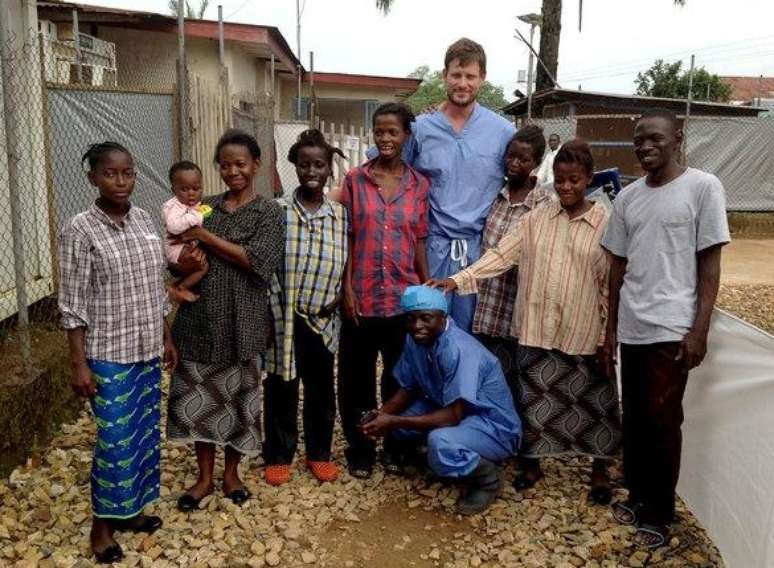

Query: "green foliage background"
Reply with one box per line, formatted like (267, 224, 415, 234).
(635, 59, 733, 102)
(405, 66, 510, 114)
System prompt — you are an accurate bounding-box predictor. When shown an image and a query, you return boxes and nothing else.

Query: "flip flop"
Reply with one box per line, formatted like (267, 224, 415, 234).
(634, 523, 669, 549)
(112, 514, 163, 534)
(177, 493, 204, 512)
(94, 542, 123, 564)
(612, 500, 643, 525)
(513, 470, 543, 491)
(589, 483, 613, 505)
(225, 488, 250, 505)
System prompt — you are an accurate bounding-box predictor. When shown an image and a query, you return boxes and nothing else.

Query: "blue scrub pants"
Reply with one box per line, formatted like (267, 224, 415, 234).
(426, 235, 482, 333)
(388, 398, 514, 478)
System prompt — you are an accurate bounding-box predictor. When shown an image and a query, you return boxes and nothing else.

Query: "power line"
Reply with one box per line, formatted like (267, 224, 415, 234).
(226, 0, 251, 19)
(560, 34, 774, 81)
(567, 51, 774, 85)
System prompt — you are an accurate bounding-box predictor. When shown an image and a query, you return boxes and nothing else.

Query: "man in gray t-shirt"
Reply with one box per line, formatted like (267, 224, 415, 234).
(600, 109, 730, 548)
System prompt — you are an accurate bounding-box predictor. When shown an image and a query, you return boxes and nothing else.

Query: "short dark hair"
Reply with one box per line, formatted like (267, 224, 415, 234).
(287, 129, 345, 166)
(638, 108, 679, 130)
(372, 102, 415, 132)
(213, 128, 261, 164)
(81, 141, 131, 171)
(168, 160, 202, 183)
(444, 38, 487, 75)
(554, 138, 594, 176)
(509, 124, 546, 162)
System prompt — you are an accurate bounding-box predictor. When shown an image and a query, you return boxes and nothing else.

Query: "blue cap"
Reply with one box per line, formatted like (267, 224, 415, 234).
(400, 285, 448, 314)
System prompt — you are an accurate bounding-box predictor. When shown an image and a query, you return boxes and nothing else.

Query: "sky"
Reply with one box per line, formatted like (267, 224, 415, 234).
(74, 0, 774, 101)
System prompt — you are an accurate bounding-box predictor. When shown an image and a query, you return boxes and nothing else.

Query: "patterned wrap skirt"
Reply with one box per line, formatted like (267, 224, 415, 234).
(89, 359, 161, 519)
(515, 345, 621, 459)
(166, 358, 262, 456)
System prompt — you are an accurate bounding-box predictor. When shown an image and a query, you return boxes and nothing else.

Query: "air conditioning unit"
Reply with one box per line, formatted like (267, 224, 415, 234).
(38, 21, 118, 87)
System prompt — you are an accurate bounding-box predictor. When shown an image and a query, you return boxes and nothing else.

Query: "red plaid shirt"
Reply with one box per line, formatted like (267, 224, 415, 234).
(341, 159, 430, 317)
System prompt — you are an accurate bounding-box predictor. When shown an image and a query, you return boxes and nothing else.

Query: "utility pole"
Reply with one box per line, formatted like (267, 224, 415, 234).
(296, 0, 302, 120)
(517, 13, 542, 122)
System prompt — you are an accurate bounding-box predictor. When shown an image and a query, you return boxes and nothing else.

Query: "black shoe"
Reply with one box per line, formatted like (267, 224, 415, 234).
(381, 451, 404, 475)
(347, 459, 374, 479)
(589, 483, 613, 505)
(177, 493, 203, 512)
(94, 543, 124, 564)
(512, 469, 543, 491)
(225, 488, 250, 505)
(456, 458, 502, 515)
(112, 514, 163, 534)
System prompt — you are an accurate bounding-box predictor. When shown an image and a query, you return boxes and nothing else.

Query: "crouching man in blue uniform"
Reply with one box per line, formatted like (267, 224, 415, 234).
(360, 285, 521, 515)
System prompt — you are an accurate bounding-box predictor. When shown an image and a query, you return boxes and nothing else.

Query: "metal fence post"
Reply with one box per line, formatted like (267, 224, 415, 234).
(683, 54, 695, 166)
(177, 8, 189, 159)
(0, 30, 33, 380)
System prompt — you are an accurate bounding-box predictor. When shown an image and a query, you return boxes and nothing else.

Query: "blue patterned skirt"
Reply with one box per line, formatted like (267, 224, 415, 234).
(88, 359, 161, 519)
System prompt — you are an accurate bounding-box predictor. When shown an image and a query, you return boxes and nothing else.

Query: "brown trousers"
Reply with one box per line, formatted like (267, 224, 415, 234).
(620, 342, 690, 526)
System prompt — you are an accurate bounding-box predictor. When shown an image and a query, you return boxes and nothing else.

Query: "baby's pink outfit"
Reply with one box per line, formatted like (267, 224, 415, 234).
(162, 197, 204, 263)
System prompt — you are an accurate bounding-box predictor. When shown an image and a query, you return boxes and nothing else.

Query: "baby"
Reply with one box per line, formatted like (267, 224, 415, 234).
(162, 160, 210, 302)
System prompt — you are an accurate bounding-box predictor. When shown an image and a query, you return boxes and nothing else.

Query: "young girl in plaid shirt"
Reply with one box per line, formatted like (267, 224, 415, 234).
(59, 142, 177, 563)
(263, 130, 348, 485)
(338, 103, 431, 478)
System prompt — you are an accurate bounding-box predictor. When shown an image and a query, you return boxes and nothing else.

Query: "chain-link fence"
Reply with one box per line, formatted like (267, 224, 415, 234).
(530, 113, 774, 211)
(0, 23, 289, 387)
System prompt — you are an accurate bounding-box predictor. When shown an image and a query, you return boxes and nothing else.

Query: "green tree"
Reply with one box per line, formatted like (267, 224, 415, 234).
(168, 0, 210, 19)
(635, 59, 733, 102)
(405, 66, 509, 114)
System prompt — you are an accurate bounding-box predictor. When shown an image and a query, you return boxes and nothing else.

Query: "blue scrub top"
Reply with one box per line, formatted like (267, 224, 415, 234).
(404, 104, 515, 240)
(392, 318, 521, 450)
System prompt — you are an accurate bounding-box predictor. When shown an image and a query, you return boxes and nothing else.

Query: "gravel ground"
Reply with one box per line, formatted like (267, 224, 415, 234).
(717, 284, 774, 335)
(1, 386, 724, 568)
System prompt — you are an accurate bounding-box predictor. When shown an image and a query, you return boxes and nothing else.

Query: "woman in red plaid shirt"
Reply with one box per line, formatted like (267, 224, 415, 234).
(337, 102, 431, 479)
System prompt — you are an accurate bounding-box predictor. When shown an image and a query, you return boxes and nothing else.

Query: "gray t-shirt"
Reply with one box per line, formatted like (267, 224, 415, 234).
(601, 168, 730, 344)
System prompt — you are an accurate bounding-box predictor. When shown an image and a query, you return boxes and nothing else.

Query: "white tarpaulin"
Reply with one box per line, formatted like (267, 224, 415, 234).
(686, 117, 774, 211)
(678, 309, 774, 567)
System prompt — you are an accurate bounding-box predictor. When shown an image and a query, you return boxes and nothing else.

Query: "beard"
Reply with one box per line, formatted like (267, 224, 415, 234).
(446, 90, 477, 108)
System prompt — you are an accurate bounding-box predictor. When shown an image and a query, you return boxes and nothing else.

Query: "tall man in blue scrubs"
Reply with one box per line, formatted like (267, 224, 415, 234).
(360, 286, 521, 515)
(380, 38, 515, 331)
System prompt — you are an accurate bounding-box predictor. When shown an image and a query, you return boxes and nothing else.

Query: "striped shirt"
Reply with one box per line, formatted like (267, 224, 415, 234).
(58, 203, 169, 363)
(472, 185, 554, 338)
(266, 191, 348, 381)
(453, 201, 610, 355)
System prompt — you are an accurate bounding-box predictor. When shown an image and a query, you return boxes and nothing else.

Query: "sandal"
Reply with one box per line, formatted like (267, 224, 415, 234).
(589, 482, 613, 505)
(225, 488, 250, 505)
(634, 523, 669, 549)
(265, 464, 292, 486)
(306, 460, 339, 483)
(177, 493, 204, 512)
(94, 542, 123, 564)
(612, 500, 643, 526)
(112, 514, 163, 534)
(513, 469, 543, 491)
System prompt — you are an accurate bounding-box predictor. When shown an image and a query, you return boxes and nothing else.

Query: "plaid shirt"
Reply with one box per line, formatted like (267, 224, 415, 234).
(266, 191, 348, 381)
(472, 185, 553, 338)
(58, 203, 169, 363)
(341, 159, 430, 317)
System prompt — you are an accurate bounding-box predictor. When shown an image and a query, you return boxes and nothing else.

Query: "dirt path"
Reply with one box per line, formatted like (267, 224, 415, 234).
(721, 239, 774, 286)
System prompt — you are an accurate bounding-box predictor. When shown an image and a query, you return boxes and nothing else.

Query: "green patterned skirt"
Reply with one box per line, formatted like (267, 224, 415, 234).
(88, 359, 161, 519)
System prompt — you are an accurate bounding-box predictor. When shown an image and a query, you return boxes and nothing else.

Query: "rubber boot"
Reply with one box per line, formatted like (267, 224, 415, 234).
(456, 458, 501, 515)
